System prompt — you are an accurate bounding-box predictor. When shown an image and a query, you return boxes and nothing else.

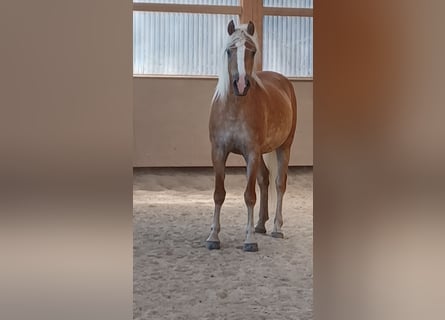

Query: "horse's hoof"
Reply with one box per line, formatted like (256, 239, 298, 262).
(243, 243, 258, 252)
(271, 231, 284, 239)
(255, 226, 267, 234)
(206, 241, 220, 250)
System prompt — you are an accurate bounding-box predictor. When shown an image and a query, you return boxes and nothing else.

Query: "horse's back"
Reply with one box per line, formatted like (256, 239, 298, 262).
(257, 71, 295, 101)
(257, 70, 296, 119)
(256, 71, 297, 150)
(257, 70, 291, 86)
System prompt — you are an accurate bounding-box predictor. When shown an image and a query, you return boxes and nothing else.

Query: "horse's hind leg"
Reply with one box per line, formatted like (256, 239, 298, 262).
(271, 146, 291, 238)
(206, 147, 227, 250)
(255, 156, 269, 234)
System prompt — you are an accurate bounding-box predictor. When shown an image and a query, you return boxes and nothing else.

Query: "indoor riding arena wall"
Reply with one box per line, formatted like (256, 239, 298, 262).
(133, 77, 312, 167)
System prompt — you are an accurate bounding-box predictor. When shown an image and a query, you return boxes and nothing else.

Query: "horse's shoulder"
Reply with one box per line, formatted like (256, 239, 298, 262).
(255, 71, 293, 97)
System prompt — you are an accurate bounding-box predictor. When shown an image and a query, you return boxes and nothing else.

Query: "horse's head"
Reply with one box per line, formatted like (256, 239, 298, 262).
(226, 20, 257, 96)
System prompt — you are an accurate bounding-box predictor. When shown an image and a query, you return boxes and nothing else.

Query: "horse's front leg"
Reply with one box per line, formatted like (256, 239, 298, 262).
(206, 147, 227, 250)
(243, 152, 260, 252)
(255, 156, 269, 234)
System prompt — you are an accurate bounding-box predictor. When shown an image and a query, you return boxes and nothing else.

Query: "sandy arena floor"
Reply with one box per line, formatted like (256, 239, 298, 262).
(133, 167, 313, 320)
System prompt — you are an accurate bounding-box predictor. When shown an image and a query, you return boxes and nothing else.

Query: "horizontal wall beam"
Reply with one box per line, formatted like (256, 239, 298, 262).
(133, 3, 313, 17)
(133, 3, 242, 15)
(263, 7, 313, 17)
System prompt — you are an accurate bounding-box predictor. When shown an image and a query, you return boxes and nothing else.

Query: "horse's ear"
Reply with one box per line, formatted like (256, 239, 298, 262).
(247, 21, 255, 36)
(228, 20, 235, 35)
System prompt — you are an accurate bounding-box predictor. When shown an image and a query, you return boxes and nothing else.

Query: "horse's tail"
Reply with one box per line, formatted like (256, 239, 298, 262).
(262, 150, 278, 215)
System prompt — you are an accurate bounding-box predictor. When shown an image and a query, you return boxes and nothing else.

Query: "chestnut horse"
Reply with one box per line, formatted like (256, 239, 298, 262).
(206, 20, 297, 252)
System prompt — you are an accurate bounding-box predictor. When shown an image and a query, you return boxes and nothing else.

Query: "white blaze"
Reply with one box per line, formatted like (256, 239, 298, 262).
(236, 41, 246, 93)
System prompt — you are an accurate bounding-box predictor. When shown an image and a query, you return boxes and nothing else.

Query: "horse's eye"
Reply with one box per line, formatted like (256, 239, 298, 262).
(251, 50, 256, 56)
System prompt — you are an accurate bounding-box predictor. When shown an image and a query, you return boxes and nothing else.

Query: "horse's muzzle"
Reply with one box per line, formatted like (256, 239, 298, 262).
(233, 77, 250, 96)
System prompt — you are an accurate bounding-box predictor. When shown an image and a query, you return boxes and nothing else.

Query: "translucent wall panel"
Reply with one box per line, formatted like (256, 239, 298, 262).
(133, 12, 239, 75)
(134, 0, 239, 5)
(263, 16, 313, 77)
(263, 0, 313, 8)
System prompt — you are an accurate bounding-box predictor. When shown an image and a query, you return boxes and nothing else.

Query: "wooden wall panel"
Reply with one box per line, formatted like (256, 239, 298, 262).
(133, 77, 312, 167)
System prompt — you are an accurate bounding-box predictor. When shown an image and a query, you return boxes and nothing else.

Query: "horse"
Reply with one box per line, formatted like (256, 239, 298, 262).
(206, 20, 297, 252)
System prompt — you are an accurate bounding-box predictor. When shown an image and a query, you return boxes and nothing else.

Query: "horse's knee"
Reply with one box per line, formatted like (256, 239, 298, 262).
(244, 189, 256, 207)
(276, 175, 287, 194)
(257, 173, 269, 189)
(276, 183, 286, 194)
(214, 188, 226, 205)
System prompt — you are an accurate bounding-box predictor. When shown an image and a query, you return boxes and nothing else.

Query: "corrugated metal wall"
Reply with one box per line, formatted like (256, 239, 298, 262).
(263, 16, 313, 77)
(263, 0, 312, 8)
(133, 0, 313, 76)
(133, 12, 240, 75)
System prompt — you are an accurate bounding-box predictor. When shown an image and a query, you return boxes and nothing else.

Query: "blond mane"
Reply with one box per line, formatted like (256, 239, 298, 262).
(212, 23, 264, 104)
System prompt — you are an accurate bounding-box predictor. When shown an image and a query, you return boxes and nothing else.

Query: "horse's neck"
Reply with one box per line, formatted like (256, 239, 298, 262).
(223, 77, 262, 106)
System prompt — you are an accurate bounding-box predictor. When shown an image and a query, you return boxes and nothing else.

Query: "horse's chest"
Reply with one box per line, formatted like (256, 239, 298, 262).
(214, 121, 252, 149)
(223, 123, 249, 142)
